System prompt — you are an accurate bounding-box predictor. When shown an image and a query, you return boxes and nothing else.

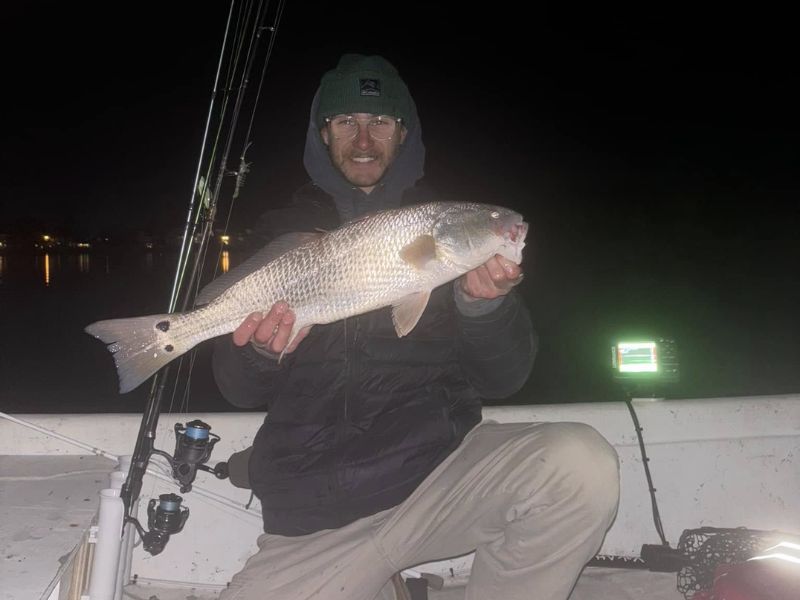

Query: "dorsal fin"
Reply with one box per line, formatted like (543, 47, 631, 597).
(195, 232, 323, 305)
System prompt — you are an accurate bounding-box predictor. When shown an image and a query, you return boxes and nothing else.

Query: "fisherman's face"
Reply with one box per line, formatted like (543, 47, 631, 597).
(321, 113, 407, 194)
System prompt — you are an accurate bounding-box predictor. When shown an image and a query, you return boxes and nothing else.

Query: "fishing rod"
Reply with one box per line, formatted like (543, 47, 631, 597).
(119, 0, 238, 532)
(120, 0, 286, 555)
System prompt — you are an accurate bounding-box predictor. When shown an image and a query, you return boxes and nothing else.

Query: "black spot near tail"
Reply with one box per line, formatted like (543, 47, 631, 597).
(164, 345, 174, 352)
(156, 320, 170, 332)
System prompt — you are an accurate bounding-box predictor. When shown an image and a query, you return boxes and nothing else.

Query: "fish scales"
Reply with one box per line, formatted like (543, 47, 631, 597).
(218, 203, 441, 327)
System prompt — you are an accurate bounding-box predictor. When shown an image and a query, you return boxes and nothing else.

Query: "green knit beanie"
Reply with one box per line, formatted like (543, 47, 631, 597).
(316, 54, 414, 129)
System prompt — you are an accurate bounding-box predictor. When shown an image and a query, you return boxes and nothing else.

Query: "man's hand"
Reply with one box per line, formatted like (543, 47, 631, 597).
(232, 301, 311, 354)
(459, 255, 523, 300)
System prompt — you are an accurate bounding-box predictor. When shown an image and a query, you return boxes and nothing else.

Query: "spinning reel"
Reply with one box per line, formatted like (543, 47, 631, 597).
(152, 420, 228, 493)
(126, 420, 232, 555)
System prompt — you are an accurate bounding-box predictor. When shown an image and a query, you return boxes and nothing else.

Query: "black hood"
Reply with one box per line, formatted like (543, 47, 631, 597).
(302, 88, 426, 221)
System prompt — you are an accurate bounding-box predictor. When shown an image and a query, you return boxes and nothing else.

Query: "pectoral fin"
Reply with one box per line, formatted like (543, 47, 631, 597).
(399, 235, 437, 270)
(391, 290, 431, 337)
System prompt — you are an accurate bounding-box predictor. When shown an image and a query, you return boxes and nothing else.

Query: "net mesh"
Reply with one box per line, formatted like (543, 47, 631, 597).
(676, 527, 784, 599)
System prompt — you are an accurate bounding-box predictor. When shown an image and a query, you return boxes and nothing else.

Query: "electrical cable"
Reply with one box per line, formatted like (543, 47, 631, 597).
(623, 393, 669, 546)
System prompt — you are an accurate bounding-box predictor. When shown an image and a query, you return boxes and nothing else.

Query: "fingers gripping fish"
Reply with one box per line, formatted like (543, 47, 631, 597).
(85, 202, 528, 393)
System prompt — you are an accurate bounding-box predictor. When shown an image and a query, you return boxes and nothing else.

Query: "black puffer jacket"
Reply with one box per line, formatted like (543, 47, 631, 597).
(211, 88, 537, 535)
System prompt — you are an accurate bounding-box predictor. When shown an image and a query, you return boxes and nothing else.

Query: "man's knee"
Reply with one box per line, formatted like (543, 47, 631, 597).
(519, 422, 620, 515)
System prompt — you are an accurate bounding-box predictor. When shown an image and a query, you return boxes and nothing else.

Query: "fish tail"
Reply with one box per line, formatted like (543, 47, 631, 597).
(85, 313, 190, 393)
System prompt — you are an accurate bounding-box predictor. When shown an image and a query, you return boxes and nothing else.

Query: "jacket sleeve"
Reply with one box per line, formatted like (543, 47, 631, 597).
(455, 288, 538, 399)
(211, 336, 293, 409)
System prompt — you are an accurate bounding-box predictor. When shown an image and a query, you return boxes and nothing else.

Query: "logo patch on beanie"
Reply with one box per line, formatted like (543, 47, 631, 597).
(359, 78, 381, 97)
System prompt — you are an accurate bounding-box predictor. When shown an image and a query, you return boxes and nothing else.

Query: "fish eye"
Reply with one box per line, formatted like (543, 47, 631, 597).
(490, 211, 500, 219)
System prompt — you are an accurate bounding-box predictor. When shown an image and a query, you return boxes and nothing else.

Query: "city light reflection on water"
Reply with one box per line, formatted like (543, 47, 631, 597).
(32, 253, 94, 283)
(221, 250, 230, 273)
(78, 253, 90, 273)
(2, 247, 254, 411)
(23, 250, 236, 290)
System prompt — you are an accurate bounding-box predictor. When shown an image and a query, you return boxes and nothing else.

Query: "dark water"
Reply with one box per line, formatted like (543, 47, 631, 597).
(1, 239, 799, 415)
(0, 250, 228, 414)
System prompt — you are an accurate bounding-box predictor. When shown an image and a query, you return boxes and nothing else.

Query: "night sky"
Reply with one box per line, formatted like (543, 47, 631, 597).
(5, 4, 796, 232)
(2, 3, 799, 405)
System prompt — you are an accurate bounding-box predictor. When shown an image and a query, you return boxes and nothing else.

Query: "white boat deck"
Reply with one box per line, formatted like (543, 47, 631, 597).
(2, 395, 798, 600)
(0, 454, 115, 600)
(1, 453, 683, 600)
(1, 454, 683, 600)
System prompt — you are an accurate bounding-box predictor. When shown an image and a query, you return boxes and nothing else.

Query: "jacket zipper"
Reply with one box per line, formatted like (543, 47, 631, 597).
(334, 317, 359, 504)
(344, 317, 360, 424)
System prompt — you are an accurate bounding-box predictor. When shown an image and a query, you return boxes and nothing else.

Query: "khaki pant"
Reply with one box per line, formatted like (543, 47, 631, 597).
(220, 421, 620, 600)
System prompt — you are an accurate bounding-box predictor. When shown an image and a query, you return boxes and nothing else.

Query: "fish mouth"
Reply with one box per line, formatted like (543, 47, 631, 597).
(509, 222, 528, 243)
(501, 220, 528, 245)
(499, 221, 527, 265)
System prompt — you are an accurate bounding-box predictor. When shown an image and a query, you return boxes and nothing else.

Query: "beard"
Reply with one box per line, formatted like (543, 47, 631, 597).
(324, 132, 405, 192)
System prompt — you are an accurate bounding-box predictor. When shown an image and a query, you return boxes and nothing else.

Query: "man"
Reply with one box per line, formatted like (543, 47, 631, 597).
(213, 54, 619, 600)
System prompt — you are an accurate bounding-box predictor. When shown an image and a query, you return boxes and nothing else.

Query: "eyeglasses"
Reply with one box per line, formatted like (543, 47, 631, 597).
(324, 114, 403, 141)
